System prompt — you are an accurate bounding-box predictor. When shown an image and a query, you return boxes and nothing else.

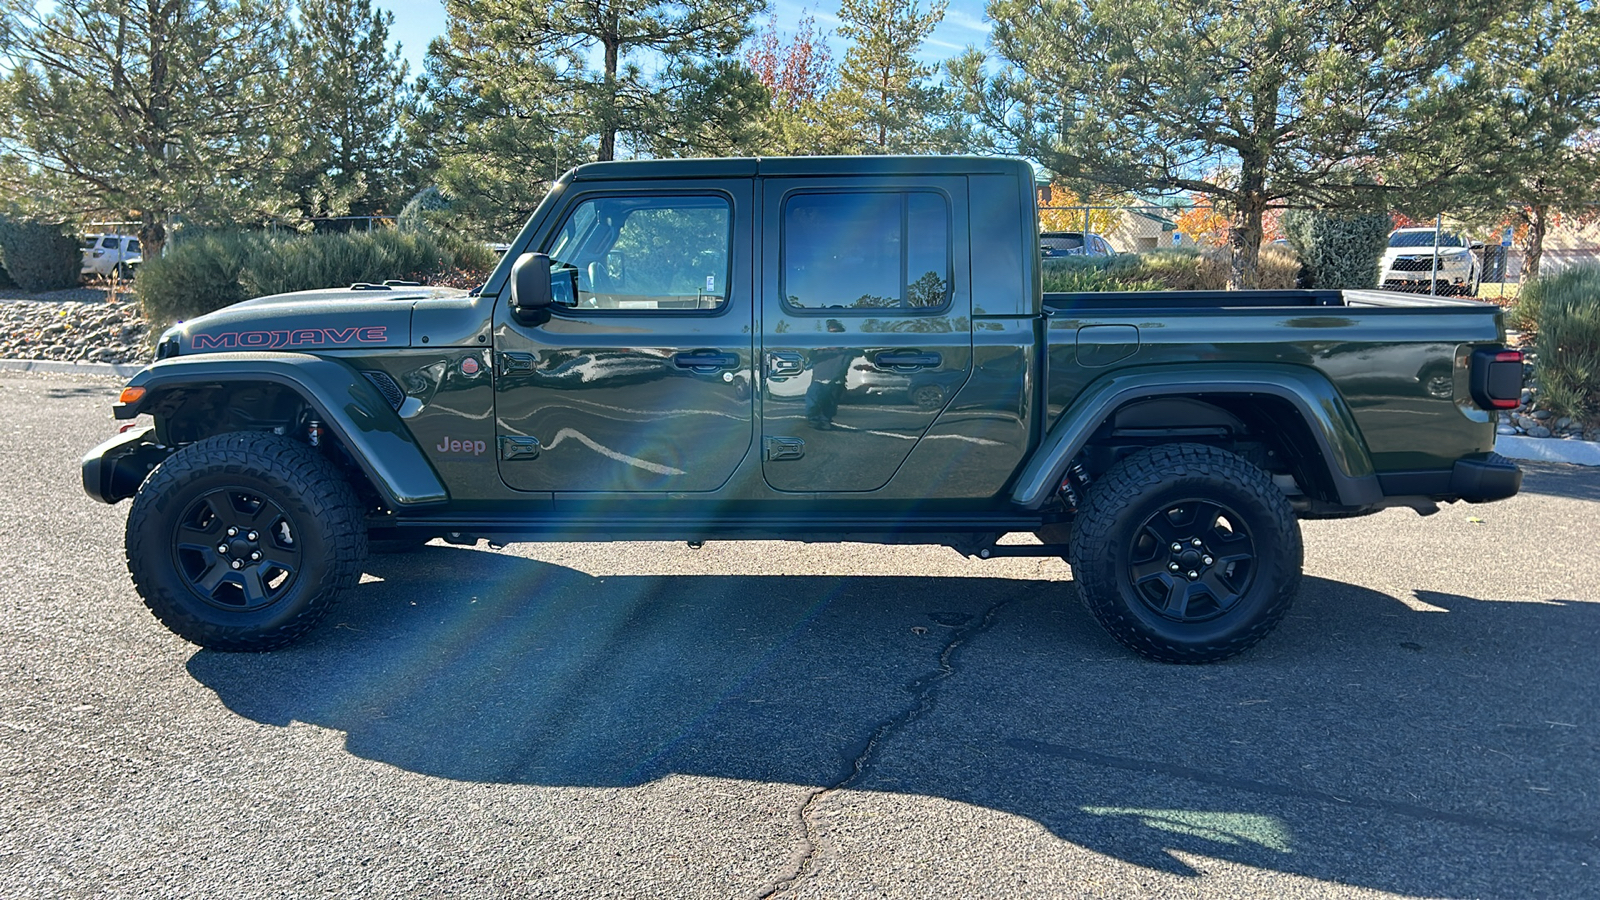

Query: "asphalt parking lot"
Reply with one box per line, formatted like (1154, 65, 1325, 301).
(2, 371, 1597, 899)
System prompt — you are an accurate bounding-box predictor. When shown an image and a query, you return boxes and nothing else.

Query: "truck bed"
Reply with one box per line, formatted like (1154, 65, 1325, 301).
(1042, 288, 1494, 311)
(1041, 288, 1507, 476)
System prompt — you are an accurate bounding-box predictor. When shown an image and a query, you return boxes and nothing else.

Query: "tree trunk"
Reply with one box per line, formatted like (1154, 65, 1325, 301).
(1523, 203, 1549, 282)
(1227, 156, 1267, 290)
(598, 15, 619, 162)
(138, 213, 166, 261)
(1227, 193, 1266, 290)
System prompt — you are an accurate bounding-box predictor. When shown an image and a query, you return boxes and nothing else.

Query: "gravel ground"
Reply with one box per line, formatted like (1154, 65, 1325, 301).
(0, 285, 149, 364)
(2, 372, 1598, 899)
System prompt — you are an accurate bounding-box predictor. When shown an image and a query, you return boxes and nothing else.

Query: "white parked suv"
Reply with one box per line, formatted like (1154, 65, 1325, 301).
(1379, 228, 1481, 296)
(80, 234, 142, 278)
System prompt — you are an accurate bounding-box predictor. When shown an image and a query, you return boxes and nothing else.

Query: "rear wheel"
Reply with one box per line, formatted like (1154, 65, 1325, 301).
(1068, 443, 1302, 663)
(125, 432, 367, 651)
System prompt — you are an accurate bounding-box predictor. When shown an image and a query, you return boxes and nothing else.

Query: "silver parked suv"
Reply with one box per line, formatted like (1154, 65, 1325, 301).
(80, 234, 142, 278)
(1379, 228, 1481, 296)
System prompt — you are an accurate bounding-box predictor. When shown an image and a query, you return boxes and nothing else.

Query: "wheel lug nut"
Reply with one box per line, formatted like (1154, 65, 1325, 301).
(217, 544, 229, 555)
(247, 532, 258, 542)
(1191, 538, 1202, 546)
(1170, 543, 1181, 551)
(1169, 563, 1179, 571)
(1203, 556, 1213, 565)
(1188, 570, 1199, 579)
(251, 551, 262, 561)
(227, 527, 238, 537)
(230, 559, 243, 570)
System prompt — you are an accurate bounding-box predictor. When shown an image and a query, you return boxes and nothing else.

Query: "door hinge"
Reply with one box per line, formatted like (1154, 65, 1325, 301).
(498, 351, 536, 376)
(764, 436, 805, 461)
(499, 435, 542, 460)
(766, 352, 804, 378)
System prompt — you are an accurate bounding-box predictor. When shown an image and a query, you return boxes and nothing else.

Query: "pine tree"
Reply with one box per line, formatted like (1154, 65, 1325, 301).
(826, 0, 956, 153)
(417, 0, 769, 238)
(0, 0, 297, 257)
(969, 0, 1511, 287)
(284, 0, 414, 219)
(1462, 0, 1600, 279)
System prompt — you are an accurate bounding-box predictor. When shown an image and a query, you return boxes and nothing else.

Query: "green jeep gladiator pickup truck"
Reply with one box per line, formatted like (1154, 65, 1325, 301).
(82, 156, 1524, 662)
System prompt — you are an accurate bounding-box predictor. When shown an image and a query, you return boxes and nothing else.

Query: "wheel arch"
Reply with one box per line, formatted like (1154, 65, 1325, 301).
(113, 353, 448, 508)
(1012, 364, 1382, 510)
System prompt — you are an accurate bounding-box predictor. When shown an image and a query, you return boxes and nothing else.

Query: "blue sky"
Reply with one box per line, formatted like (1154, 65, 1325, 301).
(374, 0, 994, 77)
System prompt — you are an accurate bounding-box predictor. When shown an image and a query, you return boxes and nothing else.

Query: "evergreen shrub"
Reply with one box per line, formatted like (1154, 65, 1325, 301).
(137, 229, 481, 327)
(1282, 208, 1391, 289)
(1041, 245, 1300, 292)
(1526, 265, 1600, 422)
(0, 217, 81, 292)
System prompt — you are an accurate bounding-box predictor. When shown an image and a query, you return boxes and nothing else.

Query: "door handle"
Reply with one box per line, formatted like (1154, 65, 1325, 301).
(674, 351, 739, 372)
(872, 350, 941, 371)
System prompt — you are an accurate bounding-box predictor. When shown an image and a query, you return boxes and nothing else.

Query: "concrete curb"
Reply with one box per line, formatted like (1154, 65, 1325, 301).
(0, 358, 144, 378)
(1496, 434, 1600, 468)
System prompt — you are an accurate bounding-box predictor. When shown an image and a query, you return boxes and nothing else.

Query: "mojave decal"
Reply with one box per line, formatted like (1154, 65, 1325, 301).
(191, 326, 388, 350)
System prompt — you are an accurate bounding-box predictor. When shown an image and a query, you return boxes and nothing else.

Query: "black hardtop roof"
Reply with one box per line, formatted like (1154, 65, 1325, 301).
(568, 155, 1032, 181)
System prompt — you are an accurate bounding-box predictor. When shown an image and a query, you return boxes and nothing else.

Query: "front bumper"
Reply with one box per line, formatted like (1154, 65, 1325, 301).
(1381, 256, 1474, 284)
(82, 425, 171, 504)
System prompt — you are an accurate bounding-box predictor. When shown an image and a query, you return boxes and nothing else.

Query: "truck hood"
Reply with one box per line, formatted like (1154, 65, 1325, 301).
(166, 285, 471, 355)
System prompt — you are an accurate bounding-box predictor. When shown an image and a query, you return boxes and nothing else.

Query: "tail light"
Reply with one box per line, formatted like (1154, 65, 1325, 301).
(1469, 348, 1522, 410)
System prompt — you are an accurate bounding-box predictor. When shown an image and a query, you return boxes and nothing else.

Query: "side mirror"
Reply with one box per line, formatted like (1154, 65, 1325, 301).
(510, 252, 553, 317)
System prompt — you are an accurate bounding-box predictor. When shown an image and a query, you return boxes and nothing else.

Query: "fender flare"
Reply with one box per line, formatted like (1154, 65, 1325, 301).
(114, 352, 449, 508)
(1011, 363, 1381, 509)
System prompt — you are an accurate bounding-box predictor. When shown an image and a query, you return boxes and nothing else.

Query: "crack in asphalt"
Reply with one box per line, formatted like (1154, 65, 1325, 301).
(754, 593, 1028, 899)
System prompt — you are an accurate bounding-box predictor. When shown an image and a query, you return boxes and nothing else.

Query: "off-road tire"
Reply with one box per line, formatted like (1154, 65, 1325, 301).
(125, 432, 367, 651)
(1068, 443, 1301, 663)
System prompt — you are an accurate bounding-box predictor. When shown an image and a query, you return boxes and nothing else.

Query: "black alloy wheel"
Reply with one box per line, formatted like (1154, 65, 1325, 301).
(126, 431, 367, 651)
(1125, 499, 1256, 624)
(1069, 443, 1302, 663)
(172, 489, 304, 612)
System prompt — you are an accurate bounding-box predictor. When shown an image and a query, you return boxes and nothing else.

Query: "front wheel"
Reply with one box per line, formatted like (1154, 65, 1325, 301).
(1068, 444, 1302, 663)
(125, 432, 368, 651)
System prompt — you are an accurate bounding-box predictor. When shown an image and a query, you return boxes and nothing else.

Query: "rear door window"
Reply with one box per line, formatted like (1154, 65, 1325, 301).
(780, 191, 951, 312)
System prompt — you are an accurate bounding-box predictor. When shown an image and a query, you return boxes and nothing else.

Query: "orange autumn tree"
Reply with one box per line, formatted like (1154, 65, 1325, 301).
(1176, 195, 1284, 247)
(1036, 181, 1135, 235)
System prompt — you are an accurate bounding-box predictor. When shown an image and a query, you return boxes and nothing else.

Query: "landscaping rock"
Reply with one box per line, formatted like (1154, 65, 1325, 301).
(0, 289, 148, 365)
(1529, 425, 1553, 438)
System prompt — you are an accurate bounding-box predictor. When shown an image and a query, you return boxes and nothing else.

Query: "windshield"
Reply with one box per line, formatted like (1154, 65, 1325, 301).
(1389, 231, 1466, 248)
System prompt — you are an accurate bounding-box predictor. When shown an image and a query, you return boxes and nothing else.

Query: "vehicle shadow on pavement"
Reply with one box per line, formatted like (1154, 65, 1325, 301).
(187, 548, 1599, 896)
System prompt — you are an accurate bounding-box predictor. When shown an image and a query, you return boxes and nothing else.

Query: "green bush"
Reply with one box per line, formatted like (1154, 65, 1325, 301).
(1527, 265, 1600, 422)
(137, 228, 478, 327)
(135, 232, 260, 327)
(1506, 280, 1545, 334)
(0, 217, 81, 292)
(1283, 209, 1391, 289)
(240, 230, 450, 298)
(1041, 245, 1300, 292)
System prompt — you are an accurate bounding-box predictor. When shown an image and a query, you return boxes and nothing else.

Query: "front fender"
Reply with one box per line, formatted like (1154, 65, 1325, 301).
(1011, 363, 1380, 509)
(113, 352, 449, 508)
